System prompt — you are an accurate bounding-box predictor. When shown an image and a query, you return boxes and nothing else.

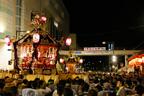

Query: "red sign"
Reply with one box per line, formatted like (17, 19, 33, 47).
(84, 47, 106, 51)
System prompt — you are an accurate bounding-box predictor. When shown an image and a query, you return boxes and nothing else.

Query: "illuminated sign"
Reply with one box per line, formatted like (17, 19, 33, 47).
(84, 47, 106, 51)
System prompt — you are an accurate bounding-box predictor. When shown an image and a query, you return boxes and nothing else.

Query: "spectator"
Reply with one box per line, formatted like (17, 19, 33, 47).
(124, 80, 133, 95)
(78, 82, 89, 96)
(116, 79, 127, 96)
(52, 80, 66, 96)
(62, 87, 73, 96)
(38, 80, 52, 96)
(0, 82, 5, 95)
(98, 82, 116, 96)
(133, 84, 144, 96)
(88, 89, 97, 96)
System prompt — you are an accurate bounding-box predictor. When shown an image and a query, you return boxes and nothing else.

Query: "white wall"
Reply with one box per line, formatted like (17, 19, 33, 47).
(0, 42, 13, 70)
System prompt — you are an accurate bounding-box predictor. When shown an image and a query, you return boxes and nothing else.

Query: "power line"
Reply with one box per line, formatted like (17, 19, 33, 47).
(77, 25, 144, 36)
(133, 40, 144, 50)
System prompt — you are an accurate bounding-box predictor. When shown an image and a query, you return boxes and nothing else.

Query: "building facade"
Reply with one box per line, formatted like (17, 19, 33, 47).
(0, 0, 69, 70)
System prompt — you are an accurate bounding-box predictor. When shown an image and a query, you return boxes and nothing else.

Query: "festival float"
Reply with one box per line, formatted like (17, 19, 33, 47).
(60, 50, 83, 73)
(13, 12, 61, 74)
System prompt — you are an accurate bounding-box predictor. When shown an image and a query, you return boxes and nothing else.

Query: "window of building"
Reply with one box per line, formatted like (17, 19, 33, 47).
(15, 0, 22, 39)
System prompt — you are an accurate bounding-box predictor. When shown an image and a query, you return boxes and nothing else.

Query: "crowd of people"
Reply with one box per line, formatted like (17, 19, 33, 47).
(0, 72, 144, 96)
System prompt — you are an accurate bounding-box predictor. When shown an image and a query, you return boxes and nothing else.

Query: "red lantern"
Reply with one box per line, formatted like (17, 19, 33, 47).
(41, 16, 46, 21)
(129, 60, 133, 68)
(142, 56, 144, 64)
(79, 59, 83, 64)
(33, 33, 40, 43)
(66, 37, 72, 46)
(5, 36, 11, 46)
(60, 58, 64, 64)
(135, 58, 142, 66)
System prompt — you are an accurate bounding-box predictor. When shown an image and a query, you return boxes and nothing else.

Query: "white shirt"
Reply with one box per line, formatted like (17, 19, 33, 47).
(38, 87, 52, 96)
(52, 90, 57, 96)
(22, 88, 42, 96)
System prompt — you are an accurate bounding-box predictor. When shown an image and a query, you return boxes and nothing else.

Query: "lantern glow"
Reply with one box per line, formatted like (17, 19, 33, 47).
(66, 37, 72, 46)
(33, 33, 40, 43)
(5, 36, 11, 46)
(60, 58, 64, 63)
(79, 59, 83, 64)
(136, 58, 142, 66)
(41, 16, 46, 21)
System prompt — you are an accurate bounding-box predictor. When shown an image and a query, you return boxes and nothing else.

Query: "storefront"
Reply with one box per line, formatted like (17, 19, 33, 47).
(128, 51, 144, 74)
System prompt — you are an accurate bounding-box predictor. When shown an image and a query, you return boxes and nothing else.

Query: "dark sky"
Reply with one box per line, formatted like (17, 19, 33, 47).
(62, 0, 144, 50)
(61, 1, 144, 70)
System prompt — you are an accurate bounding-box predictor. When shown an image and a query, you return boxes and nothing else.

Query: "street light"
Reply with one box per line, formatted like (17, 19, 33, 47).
(102, 41, 114, 55)
(16, 30, 30, 39)
(102, 41, 115, 72)
(0, 25, 4, 33)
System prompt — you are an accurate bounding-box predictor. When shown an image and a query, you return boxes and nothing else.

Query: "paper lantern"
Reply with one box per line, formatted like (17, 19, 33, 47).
(66, 37, 72, 46)
(33, 33, 40, 43)
(5, 36, 11, 46)
(129, 60, 133, 68)
(60, 58, 64, 64)
(142, 56, 144, 64)
(41, 16, 46, 21)
(79, 59, 83, 64)
(135, 58, 142, 66)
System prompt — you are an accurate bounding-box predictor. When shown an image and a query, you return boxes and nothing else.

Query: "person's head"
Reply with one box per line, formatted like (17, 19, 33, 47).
(78, 82, 89, 92)
(39, 80, 46, 89)
(34, 78, 40, 82)
(62, 88, 73, 96)
(47, 79, 54, 86)
(10, 86, 18, 96)
(117, 79, 124, 88)
(113, 78, 117, 83)
(5, 76, 12, 83)
(111, 82, 116, 89)
(0, 79, 5, 84)
(88, 89, 97, 96)
(132, 80, 137, 86)
(27, 81, 33, 88)
(17, 82, 25, 89)
(32, 81, 39, 89)
(94, 84, 102, 92)
(22, 79, 28, 85)
(65, 79, 72, 88)
(137, 78, 142, 84)
(103, 82, 111, 90)
(57, 84, 65, 96)
(133, 85, 144, 96)
(124, 80, 132, 88)
(19, 75, 24, 80)
(0, 82, 5, 93)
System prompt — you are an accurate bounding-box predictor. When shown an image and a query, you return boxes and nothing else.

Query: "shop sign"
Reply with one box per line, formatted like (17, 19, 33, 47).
(84, 47, 106, 51)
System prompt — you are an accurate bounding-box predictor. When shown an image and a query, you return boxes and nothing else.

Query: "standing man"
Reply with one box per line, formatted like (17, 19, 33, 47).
(116, 79, 127, 96)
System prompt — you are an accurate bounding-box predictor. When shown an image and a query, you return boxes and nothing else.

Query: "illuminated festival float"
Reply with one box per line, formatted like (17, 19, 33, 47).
(60, 50, 83, 73)
(13, 12, 61, 74)
(17, 29, 59, 70)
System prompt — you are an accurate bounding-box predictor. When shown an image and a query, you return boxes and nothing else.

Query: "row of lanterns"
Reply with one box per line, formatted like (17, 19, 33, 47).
(59, 58, 83, 64)
(5, 33, 71, 46)
(128, 55, 144, 67)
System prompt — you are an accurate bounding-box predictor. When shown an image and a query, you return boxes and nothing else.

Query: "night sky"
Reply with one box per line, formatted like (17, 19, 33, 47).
(62, 0, 144, 49)
(62, 0, 144, 71)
